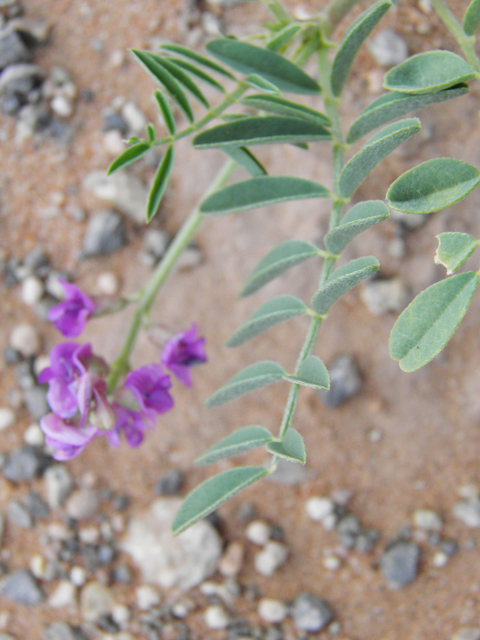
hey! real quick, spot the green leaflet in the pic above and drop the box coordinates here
[160,43,235,79]
[284,355,330,390]
[241,94,331,127]
[146,124,156,142]
[312,256,380,315]
[241,239,320,297]
[389,272,479,372]
[172,466,268,535]
[107,142,151,175]
[245,74,282,94]
[384,51,475,95]
[131,49,194,122]
[387,158,480,214]
[266,23,302,51]
[200,176,329,215]
[206,38,321,94]
[148,54,209,107]
[146,145,174,222]
[331,0,392,96]
[154,90,176,135]
[346,85,469,144]
[324,200,390,254]
[267,428,306,463]
[195,426,273,466]
[193,116,331,149]
[166,57,226,92]
[464,0,480,36]
[205,361,286,408]
[226,295,308,347]
[340,119,420,198]
[434,232,478,275]
[222,147,267,177]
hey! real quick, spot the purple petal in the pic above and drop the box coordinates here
[125,364,174,414]
[161,324,207,386]
[48,281,96,338]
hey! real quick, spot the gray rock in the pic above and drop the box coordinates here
[389,207,427,230]
[0,29,31,70]
[254,541,288,576]
[144,228,171,262]
[2,445,51,482]
[24,491,49,520]
[368,29,408,67]
[0,569,45,605]
[453,499,480,527]
[155,469,184,495]
[0,63,43,98]
[361,278,408,316]
[121,498,222,590]
[81,211,127,258]
[319,355,362,407]
[43,622,90,640]
[45,464,74,509]
[8,498,34,528]
[23,385,49,419]
[83,171,148,224]
[355,528,380,554]
[80,581,114,623]
[380,541,420,588]
[292,593,334,632]
[8,17,51,46]
[267,458,312,484]
[15,102,51,140]
[66,489,99,520]
[337,514,361,549]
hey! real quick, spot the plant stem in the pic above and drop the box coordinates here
[106,159,237,393]
[430,0,480,72]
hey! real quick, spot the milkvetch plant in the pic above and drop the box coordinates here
[39,0,480,533]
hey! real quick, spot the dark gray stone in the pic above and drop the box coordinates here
[0,29,31,70]
[2,445,51,482]
[319,355,362,407]
[440,539,458,556]
[24,491,49,520]
[292,593,334,632]
[380,541,420,588]
[1,93,22,115]
[0,569,45,605]
[23,246,49,275]
[103,112,128,135]
[155,469,184,496]
[23,385,49,419]
[264,628,284,640]
[97,544,116,565]
[43,622,90,640]
[81,211,127,258]
[0,63,43,98]
[8,498,34,528]
[355,528,380,554]
[112,494,130,511]
[337,514,361,549]
[3,346,21,365]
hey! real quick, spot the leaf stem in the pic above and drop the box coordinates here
[106,159,237,393]
[430,0,480,72]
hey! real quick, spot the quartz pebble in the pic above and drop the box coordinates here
[368,29,408,67]
[45,465,74,509]
[453,499,480,528]
[305,496,334,522]
[96,271,119,296]
[257,597,287,623]
[136,584,160,610]
[254,541,288,576]
[432,551,449,568]
[10,323,41,357]
[48,580,76,607]
[0,408,14,431]
[219,540,244,577]
[412,509,443,531]
[80,581,114,623]
[245,520,270,546]
[66,489,99,520]
[204,604,230,630]
[70,566,87,587]
[21,276,44,305]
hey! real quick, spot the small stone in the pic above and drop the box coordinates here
[323,554,341,570]
[204,604,230,630]
[8,499,33,528]
[453,499,480,527]
[432,551,449,568]
[267,457,311,484]
[2,445,51,482]
[9,323,41,357]
[245,520,270,546]
[337,515,361,549]
[43,622,90,640]
[96,272,119,296]
[121,101,146,134]
[0,569,45,605]
[70,566,87,587]
[24,491,49,520]
[292,593,334,632]
[80,581,114,623]
[219,541,244,577]
[254,541,288,576]
[66,489,99,520]
[258,598,287,623]
[155,469,184,496]
[452,629,480,640]
[0,408,14,431]
[45,465,74,509]
[440,539,458,556]
[319,355,361,408]
[45,271,70,299]
[112,564,131,584]
[83,171,149,224]
[49,580,76,607]
[412,509,443,531]
[389,207,426,230]
[305,497,334,522]
[8,16,50,45]
[30,555,46,579]
[0,30,31,70]
[112,603,130,627]
[81,211,127,258]
[144,229,171,262]
[355,529,380,554]
[23,385,49,419]
[103,129,125,155]
[21,276,44,305]
[136,584,160,610]
[201,12,222,36]
[368,29,408,67]
[380,541,420,588]
[0,62,43,97]
[176,244,203,271]
[361,278,408,316]
[23,422,44,446]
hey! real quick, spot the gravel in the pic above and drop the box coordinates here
[23,385,49,419]
[204,604,230,630]
[367,29,408,67]
[257,597,287,623]
[254,541,288,576]
[44,464,74,509]
[24,490,49,519]
[2,444,51,482]
[360,278,408,316]
[319,355,362,407]
[292,593,334,632]
[136,584,160,610]
[0,29,32,70]
[0,407,15,431]
[83,170,149,224]
[453,499,480,527]
[8,498,34,528]
[80,581,115,623]
[43,622,90,640]
[245,520,270,546]
[412,508,443,531]
[155,469,184,495]
[9,322,41,357]
[0,568,45,605]
[305,496,335,522]
[81,210,127,258]
[380,541,420,588]
[48,580,76,607]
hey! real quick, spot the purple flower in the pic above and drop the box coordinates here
[161,323,206,386]
[124,364,174,416]
[48,279,95,338]
[77,372,115,430]
[40,413,98,461]
[106,405,150,448]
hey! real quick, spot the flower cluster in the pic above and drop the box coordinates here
[39,281,206,460]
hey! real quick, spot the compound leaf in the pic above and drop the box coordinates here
[387,158,480,213]
[464,0,480,35]
[205,361,286,407]
[166,56,226,92]
[107,142,151,175]
[195,426,273,466]
[160,43,235,79]
[146,145,174,222]
[284,355,330,390]
[267,428,306,463]
[332,0,392,96]
[389,272,479,372]
[172,466,268,534]
[325,200,390,254]
[245,74,282,93]
[434,232,478,274]
[223,146,267,177]
[148,54,209,107]
[266,23,302,51]
[241,94,331,126]
[312,256,380,314]
[384,51,475,94]
[154,90,176,135]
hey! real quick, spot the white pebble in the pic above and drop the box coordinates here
[110,49,125,67]
[245,520,270,546]
[458,484,479,500]
[418,0,432,13]
[293,5,312,20]
[112,604,131,626]
[305,497,334,522]
[254,541,288,577]
[323,555,342,571]
[78,527,100,545]
[34,355,50,377]
[204,604,230,630]
[432,551,449,568]
[70,566,87,587]
[23,423,45,446]
[96,272,119,296]
[51,95,73,118]
[412,509,443,532]
[30,554,46,578]
[136,585,160,611]
[322,513,338,531]
[121,102,147,135]
[257,598,287,623]
[10,323,41,357]
[21,276,44,306]
[103,130,125,156]
[49,580,76,607]
[0,408,15,432]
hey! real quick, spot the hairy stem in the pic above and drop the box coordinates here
[430,0,480,72]
[107,159,237,393]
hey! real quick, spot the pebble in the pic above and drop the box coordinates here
[0,62,43,97]
[103,129,125,155]
[254,541,288,576]
[24,491,49,519]
[380,541,420,588]
[66,489,99,520]
[136,585,160,610]
[292,593,334,632]
[0,408,14,431]
[0,30,31,70]
[319,355,361,408]
[45,465,74,509]
[8,498,33,528]
[367,29,408,67]
[121,498,222,590]
[432,551,449,568]
[2,445,51,482]
[21,276,44,305]
[81,210,127,258]
[112,564,132,584]
[245,520,270,546]
[452,629,480,640]
[23,385,49,419]
[44,623,90,640]
[8,16,51,45]
[9,323,41,357]
[96,272,119,296]
[323,554,342,570]
[453,499,480,527]
[51,95,73,118]
[257,598,287,623]
[155,469,184,496]
[204,604,230,630]
[305,496,334,522]
[176,244,203,271]
[219,540,244,577]
[112,603,130,627]
[412,509,443,531]
[121,101,146,134]
[83,170,149,224]
[80,581,114,623]
[267,457,311,484]
[389,207,426,229]
[360,278,408,315]
[48,580,76,607]
[70,566,87,587]
[144,229,171,262]
[0,569,45,605]
[337,514,361,549]
[45,271,69,299]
